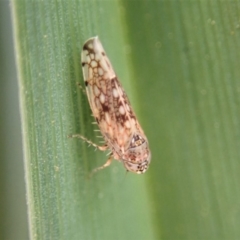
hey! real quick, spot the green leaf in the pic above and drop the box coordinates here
[11,0,240,239]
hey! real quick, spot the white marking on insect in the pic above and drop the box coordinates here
[99,93,105,104]
[70,36,151,175]
[88,43,93,49]
[91,60,97,68]
[112,88,118,98]
[125,120,131,129]
[119,105,125,115]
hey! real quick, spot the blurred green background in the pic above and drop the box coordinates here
[0,1,28,240]
[1,0,240,240]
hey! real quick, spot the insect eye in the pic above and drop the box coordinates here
[130,134,145,148]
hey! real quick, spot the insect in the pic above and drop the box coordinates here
[70,36,151,175]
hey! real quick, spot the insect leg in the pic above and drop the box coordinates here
[68,134,108,151]
[89,153,114,177]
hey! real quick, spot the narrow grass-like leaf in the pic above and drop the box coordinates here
[12,0,240,240]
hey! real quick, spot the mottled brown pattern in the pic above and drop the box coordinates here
[81,37,151,174]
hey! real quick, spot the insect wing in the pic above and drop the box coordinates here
[82,38,135,148]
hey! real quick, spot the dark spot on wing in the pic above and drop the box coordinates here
[102,104,109,112]
[83,44,94,54]
[83,44,88,50]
